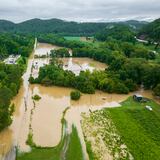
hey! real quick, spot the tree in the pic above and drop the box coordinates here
[70,91,81,100]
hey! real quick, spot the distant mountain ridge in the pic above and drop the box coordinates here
[0,18,149,35]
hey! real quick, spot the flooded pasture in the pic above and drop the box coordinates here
[0,42,159,159]
[34,43,60,56]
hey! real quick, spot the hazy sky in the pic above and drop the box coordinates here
[0,0,159,22]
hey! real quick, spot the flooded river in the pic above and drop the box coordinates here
[0,42,159,160]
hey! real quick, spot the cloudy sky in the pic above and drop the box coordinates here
[0,0,159,22]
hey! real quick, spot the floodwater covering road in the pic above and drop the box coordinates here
[0,42,159,160]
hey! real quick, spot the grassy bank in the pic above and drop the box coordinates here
[82,97,160,160]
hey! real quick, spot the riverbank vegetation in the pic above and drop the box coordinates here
[29,62,130,94]
[82,97,160,160]
[51,48,70,57]
[0,63,23,131]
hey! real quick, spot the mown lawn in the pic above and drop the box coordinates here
[17,124,84,160]
[108,97,160,160]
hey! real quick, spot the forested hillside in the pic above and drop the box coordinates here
[138,18,160,46]
[95,24,136,42]
[0,18,147,36]
[0,20,15,32]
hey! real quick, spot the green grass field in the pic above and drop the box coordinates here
[65,126,84,160]
[82,97,160,160]
[108,97,160,160]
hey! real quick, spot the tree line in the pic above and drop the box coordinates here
[0,34,34,131]
[0,63,23,131]
[0,33,34,60]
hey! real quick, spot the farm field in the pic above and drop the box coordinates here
[82,97,160,160]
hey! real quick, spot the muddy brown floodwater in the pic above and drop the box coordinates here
[0,42,159,160]
[34,43,61,56]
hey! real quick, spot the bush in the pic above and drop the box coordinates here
[26,132,36,147]
[70,91,81,100]
[32,94,41,101]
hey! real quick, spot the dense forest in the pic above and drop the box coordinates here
[0,18,147,36]
[0,33,34,60]
[95,24,136,42]
[0,34,34,131]
[138,18,160,41]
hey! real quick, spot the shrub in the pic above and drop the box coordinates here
[26,132,36,147]
[32,94,41,101]
[70,91,81,100]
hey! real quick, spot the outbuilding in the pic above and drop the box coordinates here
[133,94,149,102]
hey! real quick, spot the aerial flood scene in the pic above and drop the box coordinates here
[0,0,160,160]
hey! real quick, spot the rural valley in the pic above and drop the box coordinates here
[0,6,160,160]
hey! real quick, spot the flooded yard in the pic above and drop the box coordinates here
[61,57,107,75]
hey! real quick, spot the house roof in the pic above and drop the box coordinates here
[134,94,143,98]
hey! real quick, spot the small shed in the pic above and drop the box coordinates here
[133,94,143,102]
[133,94,149,102]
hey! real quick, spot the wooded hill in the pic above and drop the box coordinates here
[0,18,147,36]
[138,18,160,42]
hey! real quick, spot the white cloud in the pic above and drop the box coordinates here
[0,0,159,22]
